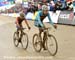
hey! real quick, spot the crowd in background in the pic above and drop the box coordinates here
[0,0,74,14]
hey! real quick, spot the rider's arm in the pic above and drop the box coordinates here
[48,13,57,29]
[24,18,30,29]
[47,13,54,25]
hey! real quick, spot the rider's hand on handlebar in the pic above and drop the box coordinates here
[28,26,31,30]
[54,24,57,29]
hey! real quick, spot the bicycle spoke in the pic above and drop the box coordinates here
[47,35,58,56]
[13,32,19,47]
[33,34,42,52]
[21,33,28,50]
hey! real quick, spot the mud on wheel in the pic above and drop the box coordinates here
[33,34,42,52]
[13,32,19,47]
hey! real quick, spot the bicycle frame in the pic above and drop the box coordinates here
[43,28,51,36]
[38,27,51,45]
[17,28,26,34]
[41,27,51,37]
[17,28,26,41]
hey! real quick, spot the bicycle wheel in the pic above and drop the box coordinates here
[33,34,42,52]
[13,32,19,47]
[46,34,58,56]
[21,33,28,50]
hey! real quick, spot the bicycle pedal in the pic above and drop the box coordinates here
[18,39,21,43]
[43,48,47,50]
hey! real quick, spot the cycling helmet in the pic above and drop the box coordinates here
[42,5,48,11]
[20,12,25,18]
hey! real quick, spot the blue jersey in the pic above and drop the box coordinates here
[34,11,54,27]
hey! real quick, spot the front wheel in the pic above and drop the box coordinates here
[13,32,19,47]
[46,34,58,56]
[21,33,28,50]
[33,34,42,52]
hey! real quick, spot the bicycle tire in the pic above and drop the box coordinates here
[21,33,28,50]
[33,34,42,52]
[13,32,19,47]
[46,34,58,56]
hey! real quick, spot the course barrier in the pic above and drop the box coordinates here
[58,11,75,25]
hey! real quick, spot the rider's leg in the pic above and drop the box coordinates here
[16,25,19,34]
[19,25,23,37]
[43,32,47,50]
[16,27,20,39]
[17,29,19,34]
[38,28,42,40]
[18,25,23,42]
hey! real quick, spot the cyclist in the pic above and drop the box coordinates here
[34,5,57,50]
[15,10,31,32]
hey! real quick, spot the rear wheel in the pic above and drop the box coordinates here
[33,34,42,52]
[46,34,58,56]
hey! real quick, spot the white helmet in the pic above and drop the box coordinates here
[42,5,48,11]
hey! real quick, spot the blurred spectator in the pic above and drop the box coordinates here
[50,0,56,12]
[31,3,38,13]
[38,2,42,10]
[47,3,50,10]
[66,1,73,10]
[61,1,67,10]
[1,1,74,14]
[55,0,62,10]
[27,2,38,13]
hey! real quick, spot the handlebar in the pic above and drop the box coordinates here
[39,27,51,30]
[19,28,26,30]
[44,27,51,30]
[39,27,56,32]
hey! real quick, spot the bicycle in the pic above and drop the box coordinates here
[13,28,28,50]
[32,27,58,56]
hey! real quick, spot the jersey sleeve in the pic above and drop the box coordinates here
[48,13,54,25]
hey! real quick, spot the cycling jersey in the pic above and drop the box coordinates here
[34,11,54,27]
[16,17,25,25]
